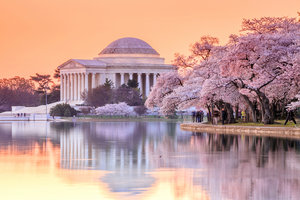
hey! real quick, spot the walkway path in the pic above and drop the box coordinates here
[181,123,300,139]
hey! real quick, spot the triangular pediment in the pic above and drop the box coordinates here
[58,59,107,69]
[58,59,85,69]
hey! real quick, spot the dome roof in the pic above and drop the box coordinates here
[99,37,159,55]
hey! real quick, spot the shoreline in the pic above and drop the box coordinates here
[0,116,184,123]
[68,116,183,122]
[180,123,300,139]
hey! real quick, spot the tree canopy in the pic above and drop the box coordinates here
[146,15,300,124]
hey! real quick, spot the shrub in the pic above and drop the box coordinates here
[50,103,77,117]
[134,105,147,115]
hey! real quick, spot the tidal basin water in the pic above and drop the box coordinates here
[0,121,299,200]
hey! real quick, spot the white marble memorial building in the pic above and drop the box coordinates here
[59,37,174,103]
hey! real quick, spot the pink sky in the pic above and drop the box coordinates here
[0,0,298,78]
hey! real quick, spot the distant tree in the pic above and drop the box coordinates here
[50,103,77,117]
[30,73,54,104]
[103,78,113,88]
[84,85,113,107]
[53,67,60,80]
[0,76,39,111]
[30,73,53,94]
[84,78,143,107]
[114,85,143,106]
[40,84,60,104]
[127,79,138,88]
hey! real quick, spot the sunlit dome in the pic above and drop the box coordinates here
[99,37,159,55]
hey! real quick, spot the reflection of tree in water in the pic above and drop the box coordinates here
[0,122,58,152]
[0,124,12,148]
[166,122,177,137]
[193,132,300,167]
[206,133,239,152]
[50,122,75,134]
[1,121,300,199]
[245,136,300,167]
[190,133,300,200]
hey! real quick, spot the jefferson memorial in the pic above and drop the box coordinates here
[59,37,174,103]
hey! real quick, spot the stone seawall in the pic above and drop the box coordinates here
[180,123,300,139]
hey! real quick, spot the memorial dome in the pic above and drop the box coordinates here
[99,37,159,55]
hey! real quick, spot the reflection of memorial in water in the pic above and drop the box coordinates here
[58,121,187,194]
[58,122,183,170]
[59,122,148,171]
[1,121,300,199]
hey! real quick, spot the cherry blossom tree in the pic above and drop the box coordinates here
[147,15,300,125]
[220,17,300,124]
[146,36,221,115]
[145,71,184,114]
[95,102,135,116]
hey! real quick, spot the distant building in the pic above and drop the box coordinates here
[58,37,174,103]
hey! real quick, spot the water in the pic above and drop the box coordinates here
[0,121,299,200]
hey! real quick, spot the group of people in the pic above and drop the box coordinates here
[192,110,204,123]
[15,113,27,117]
[191,107,298,125]
[212,108,228,125]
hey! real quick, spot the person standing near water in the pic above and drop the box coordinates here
[241,110,246,122]
[221,108,227,125]
[200,110,204,122]
[284,110,297,125]
[213,110,219,125]
[192,111,196,123]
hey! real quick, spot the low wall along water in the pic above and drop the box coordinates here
[180,123,300,139]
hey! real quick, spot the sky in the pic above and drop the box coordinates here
[0,0,299,79]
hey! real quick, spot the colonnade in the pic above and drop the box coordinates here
[60,72,159,102]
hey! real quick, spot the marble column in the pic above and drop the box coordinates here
[120,73,125,85]
[153,73,157,86]
[145,73,150,97]
[70,73,74,101]
[78,73,80,100]
[81,73,84,99]
[78,74,81,99]
[137,73,142,95]
[60,74,63,101]
[74,73,78,100]
[129,73,133,80]
[85,73,89,92]
[111,73,116,87]
[92,73,96,89]
[101,73,106,85]
[66,74,69,101]
[63,74,67,101]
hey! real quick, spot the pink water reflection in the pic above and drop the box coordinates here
[0,121,299,200]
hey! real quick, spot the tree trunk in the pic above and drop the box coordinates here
[225,103,235,123]
[256,91,274,124]
[241,94,257,122]
[206,104,212,123]
[211,103,214,125]
[235,104,239,121]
